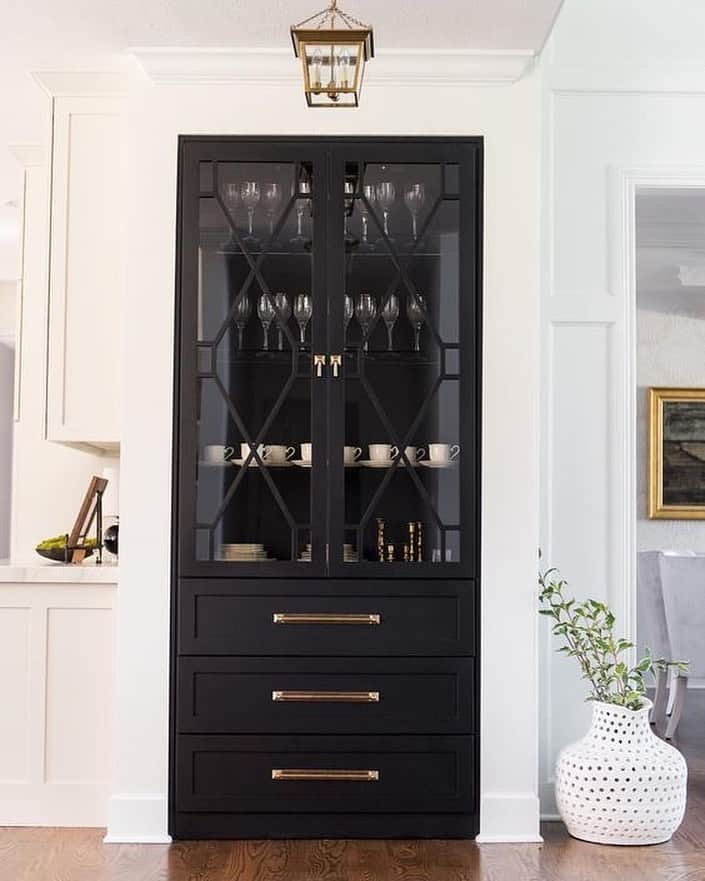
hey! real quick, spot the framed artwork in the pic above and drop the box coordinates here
[649,387,705,519]
[68,474,108,562]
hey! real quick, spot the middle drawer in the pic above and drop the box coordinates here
[177,657,476,735]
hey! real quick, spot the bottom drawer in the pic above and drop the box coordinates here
[176,734,476,815]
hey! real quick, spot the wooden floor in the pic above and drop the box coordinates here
[1,694,704,881]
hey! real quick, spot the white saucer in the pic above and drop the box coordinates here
[292,459,312,468]
[419,460,457,469]
[358,459,398,468]
[343,460,362,468]
[231,457,293,468]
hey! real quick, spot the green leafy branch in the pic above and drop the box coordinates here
[539,569,688,711]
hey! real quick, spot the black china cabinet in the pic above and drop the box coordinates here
[171,136,482,839]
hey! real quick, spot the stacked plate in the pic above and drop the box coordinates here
[297,543,358,562]
[217,543,271,562]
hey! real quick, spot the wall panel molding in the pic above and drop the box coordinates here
[0,584,115,826]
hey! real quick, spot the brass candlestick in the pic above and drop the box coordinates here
[416,521,423,562]
[408,521,415,562]
[376,518,385,562]
[403,543,409,562]
[386,543,395,563]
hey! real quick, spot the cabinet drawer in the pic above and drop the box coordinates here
[177,657,475,734]
[178,579,476,656]
[175,734,476,815]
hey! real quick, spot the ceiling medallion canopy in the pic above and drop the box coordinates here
[290,0,375,107]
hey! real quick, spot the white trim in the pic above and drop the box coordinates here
[33,72,130,98]
[478,793,543,842]
[131,47,535,87]
[105,793,169,843]
[8,146,46,168]
[607,165,705,657]
[548,65,705,95]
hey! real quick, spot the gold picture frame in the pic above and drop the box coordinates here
[649,387,705,519]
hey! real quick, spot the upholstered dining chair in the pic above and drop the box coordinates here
[658,553,705,739]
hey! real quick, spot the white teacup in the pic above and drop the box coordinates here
[263,444,296,463]
[240,442,267,462]
[403,446,426,465]
[344,445,363,464]
[369,443,399,463]
[204,444,235,463]
[428,443,460,464]
[300,442,312,462]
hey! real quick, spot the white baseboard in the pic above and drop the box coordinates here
[104,793,170,844]
[476,793,542,843]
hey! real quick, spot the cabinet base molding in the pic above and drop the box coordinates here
[171,812,478,840]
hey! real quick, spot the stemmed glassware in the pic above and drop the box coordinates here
[344,181,356,248]
[257,293,275,350]
[355,292,377,352]
[240,181,261,246]
[376,182,396,243]
[293,293,313,345]
[381,293,400,351]
[262,182,283,241]
[403,183,425,244]
[221,182,241,252]
[406,293,427,353]
[290,181,311,247]
[359,184,375,250]
[233,293,252,349]
[274,291,291,351]
[344,294,354,345]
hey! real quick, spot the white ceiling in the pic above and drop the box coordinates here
[0,0,564,279]
[2,0,564,60]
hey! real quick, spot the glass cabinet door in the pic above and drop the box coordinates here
[178,142,327,575]
[327,143,481,577]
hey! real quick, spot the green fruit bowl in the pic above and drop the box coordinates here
[36,535,97,563]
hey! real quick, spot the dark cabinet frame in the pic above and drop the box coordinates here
[171,135,483,840]
[174,136,482,580]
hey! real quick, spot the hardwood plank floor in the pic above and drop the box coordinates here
[1,694,703,881]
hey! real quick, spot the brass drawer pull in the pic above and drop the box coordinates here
[272,769,380,782]
[272,612,381,625]
[272,690,380,703]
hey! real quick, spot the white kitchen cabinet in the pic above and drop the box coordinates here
[46,95,124,449]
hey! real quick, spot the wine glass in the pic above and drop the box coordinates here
[376,182,396,243]
[240,181,260,245]
[293,293,313,345]
[381,293,400,352]
[359,184,375,250]
[290,180,311,246]
[355,292,377,352]
[406,293,426,353]
[233,293,252,349]
[222,182,240,251]
[344,294,354,345]
[344,181,358,248]
[262,182,283,240]
[403,183,425,243]
[257,293,275,351]
[274,291,291,351]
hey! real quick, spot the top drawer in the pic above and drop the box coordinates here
[178,579,476,656]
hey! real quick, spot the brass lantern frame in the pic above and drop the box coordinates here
[291,1,374,108]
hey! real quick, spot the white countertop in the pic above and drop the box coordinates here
[0,559,119,584]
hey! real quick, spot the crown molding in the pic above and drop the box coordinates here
[131,47,535,87]
[32,71,130,98]
[8,145,46,168]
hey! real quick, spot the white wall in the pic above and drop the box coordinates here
[0,281,15,558]
[109,71,542,842]
[540,0,705,817]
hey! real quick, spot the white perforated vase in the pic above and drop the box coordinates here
[555,699,687,845]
